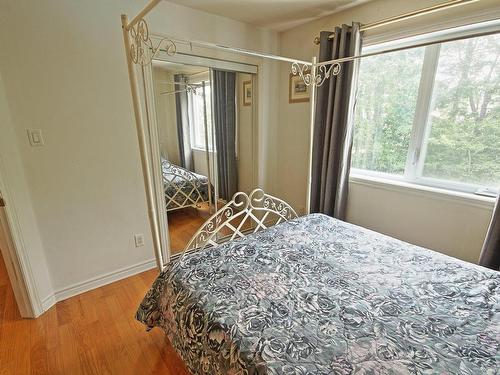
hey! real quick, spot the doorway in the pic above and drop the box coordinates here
[0,195,33,318]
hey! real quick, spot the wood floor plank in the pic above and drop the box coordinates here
[29,319,49,375]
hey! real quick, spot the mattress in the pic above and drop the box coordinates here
[162,160,210,210]
[136,213,499,374]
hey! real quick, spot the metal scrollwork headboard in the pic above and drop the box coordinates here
[181,189,298,258]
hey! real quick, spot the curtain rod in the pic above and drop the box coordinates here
[315,23,499,67]
[313,0,479,44]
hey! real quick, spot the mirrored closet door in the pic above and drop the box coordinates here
[150,58,257,256]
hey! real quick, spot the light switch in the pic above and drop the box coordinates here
[27,129,44,146]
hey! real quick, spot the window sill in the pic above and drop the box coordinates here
[349,173,496,210]
[191,147,216,153]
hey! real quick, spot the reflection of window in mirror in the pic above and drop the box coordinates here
[189,81,213,151]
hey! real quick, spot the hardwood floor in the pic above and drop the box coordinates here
[167,204,212,254]
[167,202,253,254]
[0,251,189,375]
[0,203,239,374]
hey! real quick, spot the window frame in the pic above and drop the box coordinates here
[352,20,500,198]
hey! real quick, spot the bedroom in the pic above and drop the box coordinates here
[0,0,498,373]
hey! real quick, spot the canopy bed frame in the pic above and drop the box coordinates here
[123,2,498,375]
[121,0,482,270]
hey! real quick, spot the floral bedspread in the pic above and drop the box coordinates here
[136,214,499,374]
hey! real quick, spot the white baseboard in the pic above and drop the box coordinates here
[41,258,157,312]
[40,294,57,314]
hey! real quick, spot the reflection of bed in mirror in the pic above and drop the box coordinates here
[161,158,211,212]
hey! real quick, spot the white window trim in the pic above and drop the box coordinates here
[354,20,500,198]
[363,14,500,48]
[191,146,216,154]
[349,173,496,210]
[189,81,214,152]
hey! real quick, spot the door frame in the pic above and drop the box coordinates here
[0,160,37,318]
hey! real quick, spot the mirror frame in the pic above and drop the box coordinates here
[144,49,259,262]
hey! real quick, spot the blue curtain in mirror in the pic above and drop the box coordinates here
[213,70,238,201]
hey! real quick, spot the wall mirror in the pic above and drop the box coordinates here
[149,55,257,257]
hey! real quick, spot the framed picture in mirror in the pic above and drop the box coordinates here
[243,80,252,106]
[289,72,310,103]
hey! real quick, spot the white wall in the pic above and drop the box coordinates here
[347,180,493,264]
[236,72,255,194]
[0,73,53,314]
[0,0,279,310]
[277,0,500,263]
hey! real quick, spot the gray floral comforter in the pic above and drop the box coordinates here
[136,214,499,374]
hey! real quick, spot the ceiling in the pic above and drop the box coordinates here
[166,0,371,31]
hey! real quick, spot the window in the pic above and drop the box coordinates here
[190,81,213,150]
[352,25,500,196]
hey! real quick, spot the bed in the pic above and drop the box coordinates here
[162,158,212,212]
[136,211,499,374]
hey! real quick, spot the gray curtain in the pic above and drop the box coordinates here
[213,70,238,201]
[174,74,193,170]
[479,195,500,271]
[310,24,362,219]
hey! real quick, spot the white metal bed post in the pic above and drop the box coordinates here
[201,81,214,213]
[121,12,164,271]
[305,56,317,215]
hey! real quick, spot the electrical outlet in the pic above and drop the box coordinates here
[134,233,145,247]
